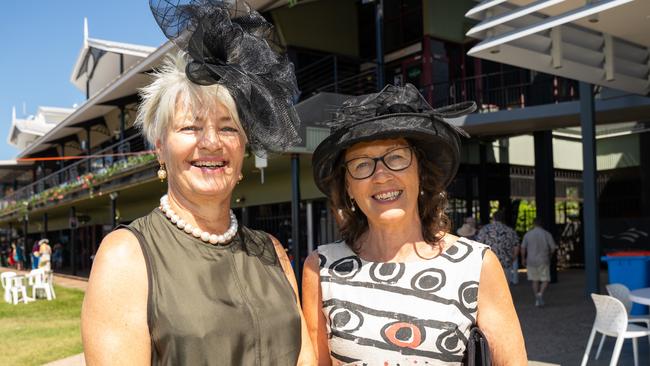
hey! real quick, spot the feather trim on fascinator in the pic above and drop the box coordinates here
[149,0,301,156]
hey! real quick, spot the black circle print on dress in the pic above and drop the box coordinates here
[410,268,446,293]
[328,305,364,333]
[435,328,465,355]
[440,240,473,263]
[380,321,426,349]
[457,281,479,312]
[369,262,405,284]
[318,254,327,268]
[328,256,362,279]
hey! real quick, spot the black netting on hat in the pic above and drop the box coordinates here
[326,84,475,137]
[150,0,301,156]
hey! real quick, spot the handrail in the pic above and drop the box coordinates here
[1,134,155,212]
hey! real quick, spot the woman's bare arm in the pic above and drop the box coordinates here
[81,229,151,365]
[270,237,317,366]
[477,250,527,365]
[302,251,332,366]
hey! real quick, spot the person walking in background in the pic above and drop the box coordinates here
[0,241,8,267]
[8,242,16,268]
[456,216,478,240]
[31,240,41,270]
[13,241,24,271]
[38,239,52,271]
[521,218,557,307]
[52,243,63,270]
[476,210,520,283]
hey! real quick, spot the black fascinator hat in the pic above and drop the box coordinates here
[149,0,301,156]
[312,84,475,197]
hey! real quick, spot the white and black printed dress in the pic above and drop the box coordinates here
[318,238,490,366]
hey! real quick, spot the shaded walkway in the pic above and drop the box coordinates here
[514,268,647,365]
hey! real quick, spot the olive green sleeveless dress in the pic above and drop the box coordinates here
[122,209,301,365]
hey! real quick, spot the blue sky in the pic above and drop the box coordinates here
[0,0,166,160]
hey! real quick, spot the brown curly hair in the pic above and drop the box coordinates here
[323,139,451,253]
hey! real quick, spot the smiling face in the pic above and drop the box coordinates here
[157,96,246,203]
[344,138,420,226]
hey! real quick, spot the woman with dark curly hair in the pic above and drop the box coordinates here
[302,84,526,365]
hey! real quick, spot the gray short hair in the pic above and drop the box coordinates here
[135,51,245,146]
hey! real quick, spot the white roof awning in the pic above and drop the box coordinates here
[465,0,650,96]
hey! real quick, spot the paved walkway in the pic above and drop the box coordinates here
[3,267,647,365]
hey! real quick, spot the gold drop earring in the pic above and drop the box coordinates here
[158,163,167,181]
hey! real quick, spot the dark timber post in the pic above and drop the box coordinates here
[291,154,302,290]
[70,207,78,276]
[42,213,48,238]
[23,214,29,269]
[580,82,600,296]
[465,169,474,218]
[119,106,126,142]
[534,130,557,282]
[375,0,385,89]
[479,143,490,225]
[110,192,118,228]
[85,126,92,173]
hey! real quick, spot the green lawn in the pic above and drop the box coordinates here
[0,286,84,366]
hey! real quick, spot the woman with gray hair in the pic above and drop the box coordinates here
[81,1,314,365]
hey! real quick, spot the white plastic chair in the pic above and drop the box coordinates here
[581,293,650,366]
[595,284,650,359]
[46,271,56,299]
[28,269,53,300]
[1,272,16,303]
[9,276,29,304]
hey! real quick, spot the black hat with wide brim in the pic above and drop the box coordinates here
[312,84,475,197]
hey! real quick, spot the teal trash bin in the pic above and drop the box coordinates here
[601,251,650,315]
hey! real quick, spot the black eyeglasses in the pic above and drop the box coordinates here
[344,146,413,180]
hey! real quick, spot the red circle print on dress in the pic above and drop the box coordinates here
[381,321,425,349]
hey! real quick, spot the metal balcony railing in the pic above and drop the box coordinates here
[0,134,156,216]
[293,53,579,112]
[423,70,579,111]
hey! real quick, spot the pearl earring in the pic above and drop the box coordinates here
[420,190,424,196]
[350,197,356,212]
[157,163,167,181]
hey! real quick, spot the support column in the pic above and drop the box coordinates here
[110,192,118,228]
[241,207,249,227]
[23,214,29,269]
[479,143,490,225]
[85,126,92,173]
[42,213,48,238]
[465,170,474,218]
[291,154,302,289]
[70,206,77,276]
[534,130,557,282]
[58,143,66,182]
[374,0,385,89]
[119,106,126,142]
[306,201,314,254]
[580,82,600,296]
[640,126,650,216]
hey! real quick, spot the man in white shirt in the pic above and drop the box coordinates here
[521,218,557,307]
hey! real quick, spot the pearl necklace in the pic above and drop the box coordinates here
[159,195,238,245]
